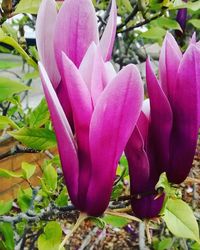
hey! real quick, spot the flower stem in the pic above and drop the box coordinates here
[59,212,88,250]
[105,210,141,222]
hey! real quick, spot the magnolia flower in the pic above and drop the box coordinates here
[126,33,199,218]
[36,0,117,127]
[175,0,187,37]
[39,47,143,215]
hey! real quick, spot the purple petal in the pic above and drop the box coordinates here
[137,109,149,149]
[125,126,150,194]
[168,45,199,183]
[56,80,73,129]
[36,0,60,89]
[61,53,93,210]
[99,0,117,61]
[146,58,173,174]
[131,194,165,219]
[176,8,187,32]
[86,64,143,216]
[159,32,182,104]
[54,0,99,69]
[38,62,79,206]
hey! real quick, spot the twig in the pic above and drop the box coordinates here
[117,5,138,30]
[145,220,152,244]
[78,227,99,250]
[105,210,141,222]
[98,0,112,34]
[139,222,147,250]
[0,204,75,224]
[0,133,12,144]
[118,12,164,33]
[112,206,132,213]
[44,150,54,159]
[0,144,39,160]
[59,212,88,250]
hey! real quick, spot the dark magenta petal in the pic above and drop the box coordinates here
[39,62,79,207]
[146,58,173,173]
[159,32,182,104]
[131,194,165,219]
[125,126,150,194]
[86,64,143,216]
[176,8,187,33]
[56,79,73,129]
[168,45,199,183]
[61,53,93,210]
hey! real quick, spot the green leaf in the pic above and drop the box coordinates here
[21,162,36,179]
[0,168,22,178]
[55,187,68,207]
[49,155,61,167]
[156,172,182,199]
[17,188,33,212]
[163,198,200,243]
[111,182,124,200]
[157,238,173,250]
[172,0,200,11]
[0,116,20,130]
[151,17,182,31]
[28,98,50,128]
[90,217,106,229]
[42,164,57,192]
[0,60,21,69]
[0,222,14,250]
[191,241,200,250]
[188,19,200,29]
[22,70,39,81]
[9,128,57,150]
[16,220,27,237]
[0,77,30,102]
[2,23,18,41]
[38,221,63,250]
[140,27,166,40]
[103,214,129,228]
[122,0,133,12]
[14,0,42,14]
[0,200,12,215]
[0,29,38,69]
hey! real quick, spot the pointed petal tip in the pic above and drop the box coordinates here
[99,0,117,61]
[54,0,99,68]
[190,32,196,44]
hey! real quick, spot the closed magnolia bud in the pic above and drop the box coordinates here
[2,0,12,15]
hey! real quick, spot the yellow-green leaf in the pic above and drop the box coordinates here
[163,198,200,243]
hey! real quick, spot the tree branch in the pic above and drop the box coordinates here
[117,12,164,33]
[117,5,139,30]
[0,144,39,160]
[0,204,76,224]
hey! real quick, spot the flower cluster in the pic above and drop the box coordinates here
[36,0,199,218]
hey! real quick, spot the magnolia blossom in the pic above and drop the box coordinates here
[36,0,117,127]
[37,0,144,216]
[176,0,188,35]
[126,33,199,218]
[39,52,143,216]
